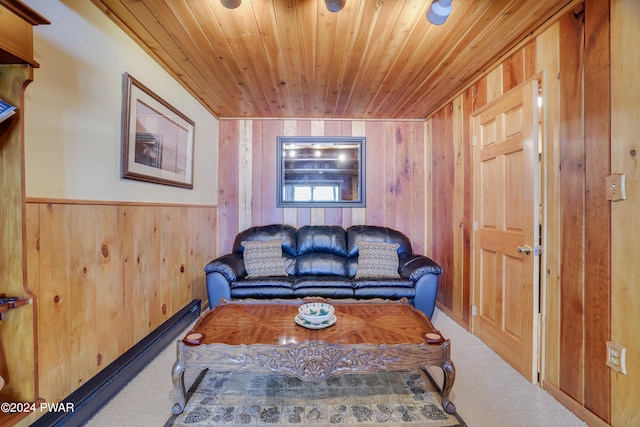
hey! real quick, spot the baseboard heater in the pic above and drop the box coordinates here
[30,299,201,427]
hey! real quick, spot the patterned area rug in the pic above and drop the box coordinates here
[165,369,465,426]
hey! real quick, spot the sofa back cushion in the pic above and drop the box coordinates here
[345,225,412,256]
[296,225,347,256]
[295,225,347,276]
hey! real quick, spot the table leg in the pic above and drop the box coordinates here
[441,359,456,414]
[171,356,187,415]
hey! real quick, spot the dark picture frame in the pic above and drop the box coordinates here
[121,73,195,188]
[277,136,366,208]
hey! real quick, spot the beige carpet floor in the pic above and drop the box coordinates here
[85,308,588,427]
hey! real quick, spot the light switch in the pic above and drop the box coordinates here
[606,173,626,202]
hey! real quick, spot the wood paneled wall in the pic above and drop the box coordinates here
[24,202,215,404]
[429,1,613,424]
[610,1,640,426]
[429,44,538,327]
[216,119,429,257]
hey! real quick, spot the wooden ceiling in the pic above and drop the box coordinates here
[91,0,574,120]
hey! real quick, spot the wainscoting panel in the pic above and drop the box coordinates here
[25,202,216,405]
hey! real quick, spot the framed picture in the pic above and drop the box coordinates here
[121,73,195,188]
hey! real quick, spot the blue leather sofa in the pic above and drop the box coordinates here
[204,224,442,318]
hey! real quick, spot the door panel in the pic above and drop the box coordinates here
[472,79,540,382]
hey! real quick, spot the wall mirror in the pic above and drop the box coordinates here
[277,136,366,207]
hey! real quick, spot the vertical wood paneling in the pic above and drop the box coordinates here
[217,118,428,254]
[558,8,586,402]
[259,120,285,225]
[610,0,640,425]
[537,22,562,387]
[364,121,386,226]
[409,121,426,255]
[238,121,253,231]
[26,202,216,406]
[451,97,465,316]
[37,204,72,403]
[117,206,135,354]
[170,206,190,312]
[433,5,614,421]
[218,121,240,252]
[350,121,367,226]
[583,0,611,420]
[486,66,504,101]
[69,205,98,387]
[132,207,151,342]
[430,106,455,309]
[149,207,171,329]
[250,121,264,225]
[502,49,525,92]
[282,120,299,227]
[95,206,119,367]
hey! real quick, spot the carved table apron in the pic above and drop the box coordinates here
[171,298,456,415]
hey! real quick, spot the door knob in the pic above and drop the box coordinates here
[517,245,532,255]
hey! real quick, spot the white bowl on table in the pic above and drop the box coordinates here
[298,302,335,324]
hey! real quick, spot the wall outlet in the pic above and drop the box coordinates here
[606,341,627,374]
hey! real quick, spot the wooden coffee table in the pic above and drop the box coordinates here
[171,298,456,415]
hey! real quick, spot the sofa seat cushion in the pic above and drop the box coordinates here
[293,276,355,298]
[352,277,414,289]
[230,277,295,299]
[354,284,416,299]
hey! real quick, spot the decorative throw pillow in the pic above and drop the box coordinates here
[355,241,401,279]
[241,239,288,277]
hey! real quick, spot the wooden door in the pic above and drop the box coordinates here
[471,80,540,382]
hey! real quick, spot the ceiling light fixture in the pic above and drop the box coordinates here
[221,0,241,9]
[324,0,346,13]
[427,0,453,25]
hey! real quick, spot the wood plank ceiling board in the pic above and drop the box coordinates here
[91,0,577,120]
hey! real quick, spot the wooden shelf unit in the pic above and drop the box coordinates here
[0,1,49,426]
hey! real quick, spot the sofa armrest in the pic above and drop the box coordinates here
[398,254,443,281]
[204,253,245,282]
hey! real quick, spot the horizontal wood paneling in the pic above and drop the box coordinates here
[216,119,429,257]
[25,202,216,404]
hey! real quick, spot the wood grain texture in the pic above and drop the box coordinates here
[536,22,562,388]
[216,119,428,257]
[558,8,586,402]
[430,105,455,310]
[610,0,640,425]
[583,0,611,421]
[25,202,216,406]
[90,0,575,119]
[0,63,37,406]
